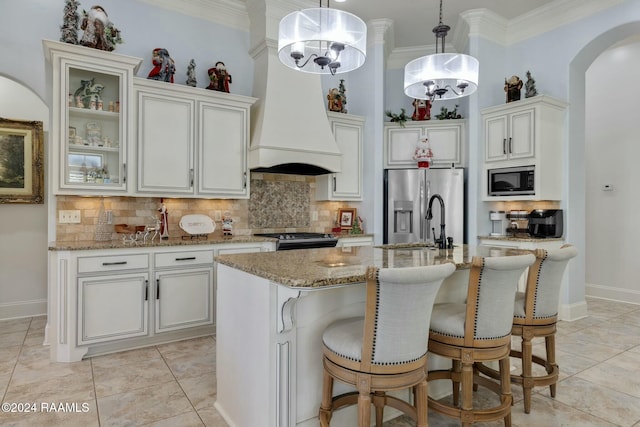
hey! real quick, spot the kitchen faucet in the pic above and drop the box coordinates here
[426,193,451,249]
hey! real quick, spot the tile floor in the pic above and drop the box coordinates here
[1,296,640,426]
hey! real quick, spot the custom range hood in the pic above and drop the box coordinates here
[247,0,342,176]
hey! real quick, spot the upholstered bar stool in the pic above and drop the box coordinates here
[477,244,577,414]
[427,254,535,427]
[319,263,456,427]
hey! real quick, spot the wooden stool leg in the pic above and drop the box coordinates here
[373,391,384,427]
[499,356,512,427]
[319,368,334,426]
[546,334,558,398]
[521,332,533,414]
[358,390,371,427]
[461,361,474,427]
[452,359,462,406]
[415,380,428,427]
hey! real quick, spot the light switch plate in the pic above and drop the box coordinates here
[59,210,81,223]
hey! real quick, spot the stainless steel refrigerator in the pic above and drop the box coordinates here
[384,168,464,245]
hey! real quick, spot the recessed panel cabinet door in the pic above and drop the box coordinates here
[137,91,194,194]
[198,102,248,197]
[508,109,535,160]
[155,267,214,333]
[78,273,149,345]
[485,115,509,162]
[331,120,362,199]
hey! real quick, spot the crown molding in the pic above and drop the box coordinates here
[137,0,627,60]
[459,9,508,47]
[136,0,249,31]
[368,19,394,47]
[507,0,626,44]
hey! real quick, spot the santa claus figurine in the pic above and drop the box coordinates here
[80,5,121,51]
[206,61,232,92]
[412,98,431,121]
[147,48,176,83]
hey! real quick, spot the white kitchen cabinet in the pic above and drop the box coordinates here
[76,252,150,346]
[384,120,465,168]
[481,95,568,201]
[78,272,149,345]
[44,40,142,195]
[134,78,255,198]
[484,109,534,162]
[48,241,273,362]
[316,112,365,201]
[154,249,215,333]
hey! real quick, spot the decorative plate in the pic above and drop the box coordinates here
[179,214,216,235]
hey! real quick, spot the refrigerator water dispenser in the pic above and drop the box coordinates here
[393,201,414,233]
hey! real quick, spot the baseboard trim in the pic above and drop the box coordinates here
[586,283,640,305]
[559,299,588,321]
[0,299,47,321]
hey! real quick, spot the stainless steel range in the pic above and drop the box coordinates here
[254,232,338,251]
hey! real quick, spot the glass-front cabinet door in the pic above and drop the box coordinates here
[44,40,142,194]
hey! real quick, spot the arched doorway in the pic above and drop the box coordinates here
[567,22,640,314]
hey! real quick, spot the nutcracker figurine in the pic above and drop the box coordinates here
[158,200,169,240]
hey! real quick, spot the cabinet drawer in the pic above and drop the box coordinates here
[217,245,266,255]
[78,253,149,274]
[155,250,214,268]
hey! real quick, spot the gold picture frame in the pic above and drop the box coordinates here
[0,117,44,204]
[338,208,356,230]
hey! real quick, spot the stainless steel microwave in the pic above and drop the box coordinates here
[488,165,535,196]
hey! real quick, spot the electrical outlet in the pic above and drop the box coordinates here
[59,210,81,224]
[214,211,222,221]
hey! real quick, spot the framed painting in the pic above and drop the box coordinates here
[0,117,44,204]
[338,208,356,230]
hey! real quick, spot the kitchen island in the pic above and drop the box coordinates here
[214,244,530,427]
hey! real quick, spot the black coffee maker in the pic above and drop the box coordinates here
[528,209,563,238]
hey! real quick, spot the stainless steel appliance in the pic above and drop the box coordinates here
[488,165,535,196]
[384,168,464,245]
[528,209,563,238]
[489,211,509,236]
[254,232,338,250]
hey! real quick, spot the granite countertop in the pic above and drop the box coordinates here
[478,235,564,242]
[48,235,276,251]
[215,244,531,289]
[48,232,374,252]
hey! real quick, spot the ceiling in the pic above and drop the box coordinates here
[327,0,557,48]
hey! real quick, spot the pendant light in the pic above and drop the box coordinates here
[404,0,479,101]
[278,0,367,75]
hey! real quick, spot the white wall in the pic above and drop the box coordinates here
[0,77,49,319]
[585,36,640,303]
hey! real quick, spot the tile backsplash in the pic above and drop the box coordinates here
[55,172,356,242]
[249,173,310,229]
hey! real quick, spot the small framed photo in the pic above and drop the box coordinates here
[338,208,356,230]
